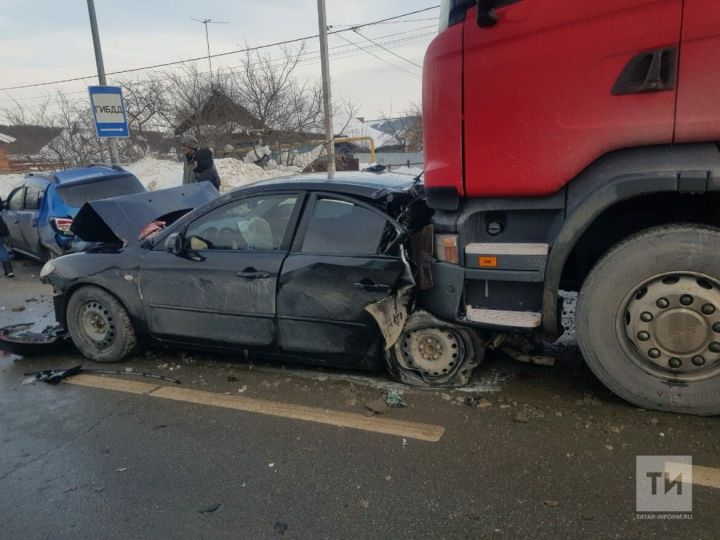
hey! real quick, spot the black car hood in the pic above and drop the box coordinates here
[71,182,219,244]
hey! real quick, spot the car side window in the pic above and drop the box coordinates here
[24,186,43,211]
[185,194,298,251]
[300,197,390,255]
[7,187,25,211]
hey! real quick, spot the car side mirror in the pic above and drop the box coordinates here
[164,232,184,255]
[477,0,499,27]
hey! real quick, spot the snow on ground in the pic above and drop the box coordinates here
[124,157,300,193]
[0,157,301,200]
[0,173,24,200]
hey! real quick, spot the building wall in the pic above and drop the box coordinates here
[0,147,10,172]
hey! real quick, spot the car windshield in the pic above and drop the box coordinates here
[55,174,145,207]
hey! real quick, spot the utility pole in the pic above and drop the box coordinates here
[86,0,119,165]
[192,18,229,79]
[317,0,335,179]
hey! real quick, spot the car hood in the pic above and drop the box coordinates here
[70,182,219,244]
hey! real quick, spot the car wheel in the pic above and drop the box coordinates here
[577,225,720,415]
[66,286,137,363]
[385,310,485,387]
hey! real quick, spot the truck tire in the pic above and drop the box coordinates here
[66,285,137,363]
[577,225,720,415]
[385,310,485,387]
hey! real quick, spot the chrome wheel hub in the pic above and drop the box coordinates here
[624,274,720,380]
[398,327,465,378]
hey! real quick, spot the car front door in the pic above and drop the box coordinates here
[3,186,27,252]
[276,193,406,362]
[139,192,303,348]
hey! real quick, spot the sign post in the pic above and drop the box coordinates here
[88,86,129,140]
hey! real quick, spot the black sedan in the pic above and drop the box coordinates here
[41,173,484,387]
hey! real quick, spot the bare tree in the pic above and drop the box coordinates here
[378,103,423,152]
[229,43,324,136]
[118,74,173,136]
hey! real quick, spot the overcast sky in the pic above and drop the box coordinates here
[0,1,439,122]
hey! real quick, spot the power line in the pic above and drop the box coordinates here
[352,28,423,69]
[0,6,439,92]
[333,33,421,79]
[0,27,436,107]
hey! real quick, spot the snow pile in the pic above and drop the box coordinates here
[126,157,300,193]
[0,173,24,200]
[0,157,301,200]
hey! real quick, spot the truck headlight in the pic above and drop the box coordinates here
[40,261,56,279]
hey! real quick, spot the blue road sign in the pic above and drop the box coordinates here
[88,86,129,138]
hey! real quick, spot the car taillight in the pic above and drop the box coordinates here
[435,234,459,264]
[51,217,74,236]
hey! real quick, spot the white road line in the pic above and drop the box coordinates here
[65,374,445,442]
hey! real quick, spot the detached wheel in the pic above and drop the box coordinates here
[66,286,136,363]
[577,225,720,415]
[386,311,485,387]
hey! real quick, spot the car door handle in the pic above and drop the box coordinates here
[353,279,392,292]
[236,269,271,280]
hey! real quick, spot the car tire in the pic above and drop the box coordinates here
[577,225,720,415]
[66,285,137,363]
[385,310,485,387]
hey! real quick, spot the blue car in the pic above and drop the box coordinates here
[1,165,146,260]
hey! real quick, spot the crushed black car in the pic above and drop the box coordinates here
[39,173,485,387]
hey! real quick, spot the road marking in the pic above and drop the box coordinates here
[65,374,445,442]
[67,373,160,395]
[665,462,720,490]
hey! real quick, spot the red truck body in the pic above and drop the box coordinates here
[424,0,720,198]
[420,0,720,414]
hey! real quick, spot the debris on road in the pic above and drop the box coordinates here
[11,306,26,312]
[23,365,182,385]
[364,398,390,415]
[464,396,492,408]
[384,389,407,408]
[273,521,288,535]
[513,411,530,424]
[198,503,222,514]
[543,500,559,508]
[116,467,127,473]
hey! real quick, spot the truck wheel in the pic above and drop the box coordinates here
[577,225,720,415]
[385,311,485,387]
[66,286,136,363]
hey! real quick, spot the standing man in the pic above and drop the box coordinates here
[180,134,199,185]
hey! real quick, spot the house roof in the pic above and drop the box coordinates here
[0,124,63,156]
[175,89,260,135]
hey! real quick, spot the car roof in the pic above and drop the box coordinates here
[235,171,420,200]
[27,165,136,186]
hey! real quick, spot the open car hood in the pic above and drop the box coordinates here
[70,182,219,244]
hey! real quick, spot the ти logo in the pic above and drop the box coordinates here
[636,456,693,514]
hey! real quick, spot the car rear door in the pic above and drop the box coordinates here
[3,186,28,252]
[139,192,303,348]
[18,181,44,257]
[276,193,406,362]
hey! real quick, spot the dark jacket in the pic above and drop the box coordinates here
[192,148,221,190]
[0,215,9,238]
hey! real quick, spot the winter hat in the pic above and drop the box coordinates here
[181,134,199,149]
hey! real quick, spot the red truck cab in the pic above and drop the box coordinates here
[421,0,720,414]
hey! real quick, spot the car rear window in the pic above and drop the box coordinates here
[55,174,145,207]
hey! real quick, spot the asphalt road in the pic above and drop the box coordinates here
[1,260,720,539]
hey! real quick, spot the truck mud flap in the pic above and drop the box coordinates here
[0,324,72,357]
